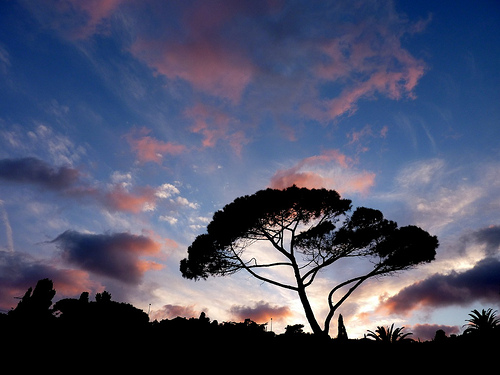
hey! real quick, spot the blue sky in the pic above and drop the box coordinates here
[0,0,499,340]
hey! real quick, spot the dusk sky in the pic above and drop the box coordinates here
[1,0,499,340]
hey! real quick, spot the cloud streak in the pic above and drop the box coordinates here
[0,157,80,190]
[19,0,429,156]
[0,201,14,253]
[382,158,490,233]
[230,300,292,323]
[269,149,375,195]
[125,127,186,164]
[0,156,199,216]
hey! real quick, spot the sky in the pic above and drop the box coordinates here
[0,0,499,340]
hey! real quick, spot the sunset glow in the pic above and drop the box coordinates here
[0,0,499,340]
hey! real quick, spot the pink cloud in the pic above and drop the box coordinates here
[67,0,124,38]
[230,300,292,323]
[310,8,427,121]
[0,250,99,312]
[184,102,250,155]
[132,40,254,103]
[347,125,389,153]
[29,1,427,126]
[150,304,199,321]
[24,0,126,40]
[125,127,186,164]
[269,149,375,195]
[128,0,270,102]
[103,185,156,213]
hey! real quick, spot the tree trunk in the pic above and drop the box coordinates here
[296,284,324,335]
[290,252,324,335]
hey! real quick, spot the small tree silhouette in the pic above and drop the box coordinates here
[9,278,56,321]
[367,324,412,343]
[336,314,348,341]
[463,308,499,337]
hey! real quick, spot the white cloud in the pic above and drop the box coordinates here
[0,200,14,252]
[159,215,178,225]
[396,158,445,189]
[379,158,500,237]
[174,196,199,209]
[111,171,133,187]
[155,183,180,199]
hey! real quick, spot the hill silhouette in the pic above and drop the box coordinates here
[1,279,498,369]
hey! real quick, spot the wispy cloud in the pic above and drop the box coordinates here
[382,158,487,233]
[0,155,199,217]
[125,127,186,164]
[24,0,428,147]
[184,102,250,154]
[20,0,126,40]
[102,185,157,214]
[0,200,14,252]
[128,0,270,103]
[269,149,375,195]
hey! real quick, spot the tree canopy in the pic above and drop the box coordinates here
[180,186,438,336]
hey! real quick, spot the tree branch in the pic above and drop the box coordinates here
[323,266,384,334]
[301,252,345,287]
[231,246,298,291]
[246,261,294,269]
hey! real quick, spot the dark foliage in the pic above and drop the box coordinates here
[1,280,498,368]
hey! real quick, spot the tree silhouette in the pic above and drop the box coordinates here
[337,314,348,341]
[95,290,112,303]
[54,290,149,332]
[463,308,500,338]
[366,324,413,343]
[9,278,56,321]
[180,186,438,336]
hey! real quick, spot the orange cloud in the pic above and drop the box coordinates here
[104,185,156,213]
[125,127,186,164]
[230,300,293,323]
[269,149,375,195]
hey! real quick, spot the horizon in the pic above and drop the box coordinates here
[0,0,499,341]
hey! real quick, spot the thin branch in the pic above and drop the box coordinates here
[246,261,294,269]
[240,260,298,291]
[230,245,298,291]
[301,252,345,287]
[323,266,385,333]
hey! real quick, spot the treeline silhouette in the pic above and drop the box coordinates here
[1,279,498,367]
